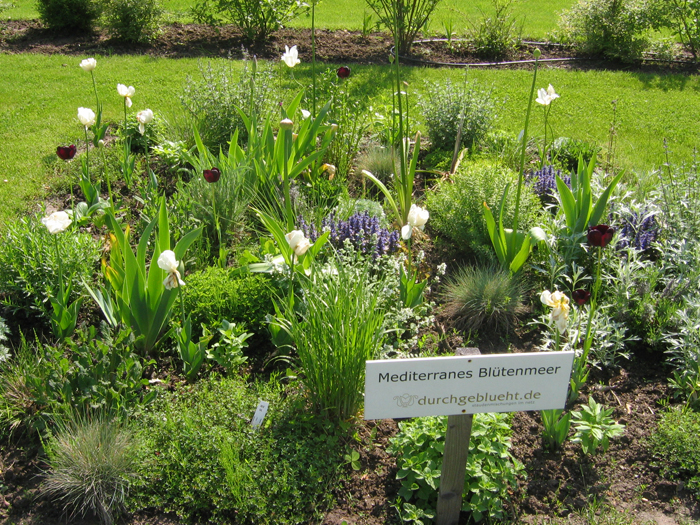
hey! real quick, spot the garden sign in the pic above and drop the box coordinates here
[364,349,574,525]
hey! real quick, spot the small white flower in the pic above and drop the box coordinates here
[285,230,311,258]
[77,107,96,128]
[79,58,96,72]
[541,289,570,333]
[157,250,185,289]
[136,109,154,135]
[536,84,560,106]
[117,84,135,108]
[301,109,311,119]
[281,45,300,68]
[401,204,430,240]
[41,211,72,234]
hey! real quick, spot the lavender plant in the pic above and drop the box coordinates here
[526,164,571,204]
[298,211,400,260]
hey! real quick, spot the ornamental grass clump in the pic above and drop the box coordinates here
[41,415,138,525]
[442,264,528,334]
[274,259,387,420]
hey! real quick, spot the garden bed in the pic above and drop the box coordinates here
[2,11,700,525]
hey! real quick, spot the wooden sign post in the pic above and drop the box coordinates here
[364,348,574,525]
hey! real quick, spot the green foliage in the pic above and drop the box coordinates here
[178,126,259,263]
[355,145,396,188]
[192,0,304,40]
[129,375,342,524]
[668,357,700,410]
[571,397,625,454]
[388,414,524,523]
[0,325,156,437]
[205,319,252,371]
[541,409,572,451]
[468,0,522,60]
[365,0,443,54]
[426,159,541,260]
[102,0,163,43]
[650,407,700,496]
[183,267,275,336]
[551,137,601,173]
[418,79,497,152]
[0,214,100,320]
[0,315,10,364]
[36,0,100,31]
[557,0,655,61]
[442,263,527,334]
[657,0,700,60]
[41,415,138,525]
[273,258,387,420]
[86,199,202,355]
[179,59,276,151]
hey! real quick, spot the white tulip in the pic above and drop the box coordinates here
[136,109,154,135]
[77,107,96,128]
[281,45,300,68]
[402,204,430,240]
[41,211,72,234]
[157,250,185,289]
[79,58,97,72]
[285,230,311,258]
[536,84,560,106]
[117,84,135,108]
[541,290,570,333]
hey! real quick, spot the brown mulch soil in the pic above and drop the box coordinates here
[2,19,700,525]
[2,20,699,74]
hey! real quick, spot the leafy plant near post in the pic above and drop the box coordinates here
[388,414,524,523]
[365,0,443,55]
[571,397,625,454]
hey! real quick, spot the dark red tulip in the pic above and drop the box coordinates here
[203,167,220,183]
[587,224,615,248]
[56,144,77,160]
[337,66,351,79]
[572,289,591,306]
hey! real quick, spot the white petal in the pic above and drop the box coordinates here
[401,224,412,240]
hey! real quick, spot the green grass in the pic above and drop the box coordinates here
[3,0,575,40]
[1,53,699,228]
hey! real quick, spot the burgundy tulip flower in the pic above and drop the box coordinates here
[572,289,591,306]
[587,224,615,248]
[337,66,351,79]
[56,145,77,161]
[203,167,220,183]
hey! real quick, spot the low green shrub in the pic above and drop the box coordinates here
[365,0,443,55]
[551,137,601,173]
[0,325,155,436]
[42,415,138,525]
[37,0,101,31]
[467,0,522,60]
[129,374,342,524]
[182,267,275,337]
[102,0,163,43]
[192,0,304,41]
[418,80,497,151]
[557,0,657,61]
[425,159,541,260]
[388,413,524,523]
[0,214,100,320]
[179,59,276,151]
[442,263,528,334]
[650,407,700,495]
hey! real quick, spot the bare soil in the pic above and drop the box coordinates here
[1,19,699,525]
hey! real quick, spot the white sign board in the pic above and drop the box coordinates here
[364,351,574,420]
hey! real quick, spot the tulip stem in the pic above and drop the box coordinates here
[512,54,540,258]
[90,71,99,111]
[311,0,317,118]
[283,127,293,231]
